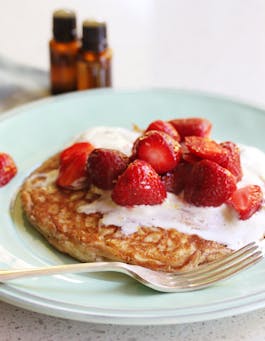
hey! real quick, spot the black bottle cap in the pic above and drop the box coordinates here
[53,9,76,42]
[82,20,108,52]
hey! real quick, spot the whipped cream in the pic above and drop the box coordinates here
[76,126,140,156]
[74,127,265,250]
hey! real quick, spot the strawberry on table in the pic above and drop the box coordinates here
[132,131,182,174]
[112,160,167,206]
[0,153,17,187]
[184,159,237,207]
[169,117,212,141]
[145,120,181,141]
[57,142,94,190]
[87,148,129,190]
[227,185,263,220]
[184,136,228,165]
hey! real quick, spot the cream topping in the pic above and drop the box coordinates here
[76,126,140,156]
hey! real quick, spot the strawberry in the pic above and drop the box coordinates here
[227,185,263,220]
[181,143,202,164]
[145,120,180,141]
[112,160,167,206]
[57,142,94,190]
[182,152,201,164]
[184,160,237,207]
[132,131,182,174]
[169,117,212,141]
[184,136,228,164]
[60,142,94,166]
[87,148,129,190]
[220,141,242,182]
[0,153,17,187]
[161,161,192,194]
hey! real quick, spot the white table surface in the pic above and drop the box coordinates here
[1,1,265,340]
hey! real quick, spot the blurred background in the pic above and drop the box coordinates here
[0,0,265,104]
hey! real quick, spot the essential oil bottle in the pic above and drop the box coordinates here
[49,9,79,94]
[77,20,112,90]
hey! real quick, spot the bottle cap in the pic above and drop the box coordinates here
[82,20,108,52]
[53,9,76,42]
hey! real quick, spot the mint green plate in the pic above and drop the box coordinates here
[1,89,265,325]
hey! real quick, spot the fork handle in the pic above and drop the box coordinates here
[0,262,128,281]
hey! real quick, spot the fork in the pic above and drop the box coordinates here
[0,242,263,292]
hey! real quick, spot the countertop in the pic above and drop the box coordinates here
[0,59,265,341]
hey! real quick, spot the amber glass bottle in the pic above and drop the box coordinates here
[77,21,112,90]
[49,9,79,94]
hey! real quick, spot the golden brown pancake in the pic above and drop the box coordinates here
[20,154,231,272]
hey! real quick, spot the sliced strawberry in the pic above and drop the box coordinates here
[60,142,94,165]
[169,117,212,141]
[87,148,129,190]
[161,161,193,194]
[220,141,242,182]
[227,185,263,220]
[184,160,237,207]
[181,143,202,164]
[145,120,181,141]
[112,160,166,206]
[0,153,17,187]
[184,136,228,164]
[182,152,202,164]
[132,131,182,174]
[57,142,94,190]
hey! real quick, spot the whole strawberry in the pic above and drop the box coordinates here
[0,153,17,187]
[112,160,167,206]
[161,161,192,194]
[87,148,129,190]
[132,131,182,174]
[184,159,237,207]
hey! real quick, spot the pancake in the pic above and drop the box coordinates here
[20,154,231,272]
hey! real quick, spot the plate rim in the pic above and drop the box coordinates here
[2,87,265,124]
[2,280,265,325]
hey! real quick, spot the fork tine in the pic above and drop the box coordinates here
[169,242,260,279]
[166,251,263,291]
[181,252,263,290]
